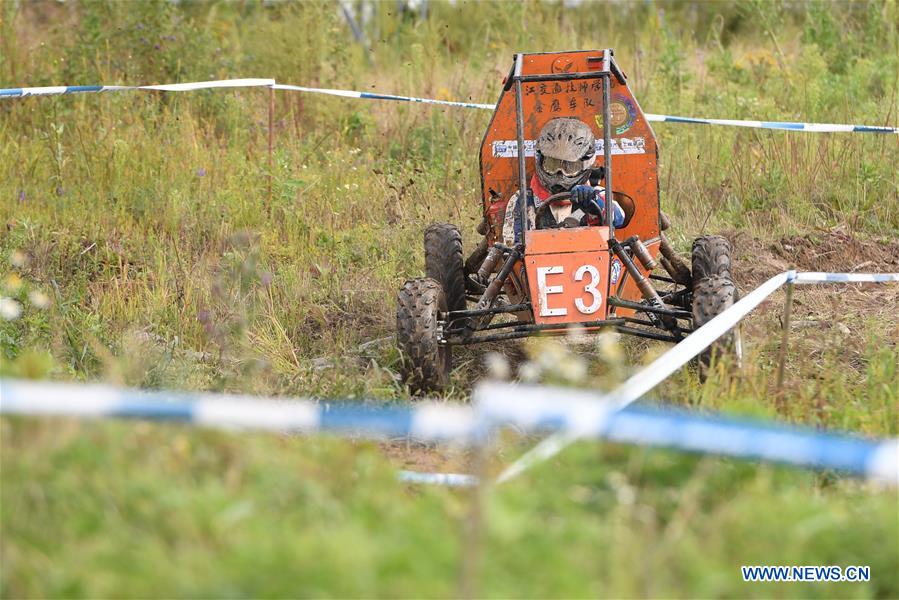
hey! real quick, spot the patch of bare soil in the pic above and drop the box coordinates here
[380,440,470,474]
[725,228,899,351]
[726,228,899,288]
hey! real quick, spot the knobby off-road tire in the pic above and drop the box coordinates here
[692,235,733,283]
[397,278,451,395]
[692,274,743,382]
[424,223,466,313]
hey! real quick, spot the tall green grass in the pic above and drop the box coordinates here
[1,1,898,596]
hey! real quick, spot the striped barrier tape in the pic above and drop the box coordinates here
[269,85,899,133]
[2,78,897,134]
[645,114,899,134]
[0,380,475,442]
[0,79,276,98]
[271,83,495,110]
[396,471,480,487]
[1,378,896,486]
[493,270,899,484]
[476,383,898,485]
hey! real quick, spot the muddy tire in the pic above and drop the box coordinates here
[425,223,466,313]
[692,274,743,382]
[692,235,733,283]
[397,278,451,395]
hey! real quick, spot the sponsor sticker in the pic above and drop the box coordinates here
[610,258,623,285]
[608,95,638,135]
[492,137,646,158]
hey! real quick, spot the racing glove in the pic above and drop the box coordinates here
[570,185,625,227]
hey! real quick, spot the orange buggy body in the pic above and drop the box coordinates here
[481,49,660,327]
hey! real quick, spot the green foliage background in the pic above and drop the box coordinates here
[1,1,897,597]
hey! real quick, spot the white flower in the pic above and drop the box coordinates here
[0,297,23,320]
[484,352,511,380]
[518,361,542,382]
[28,290,50,309]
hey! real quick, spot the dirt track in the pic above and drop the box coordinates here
[727,228,899,287]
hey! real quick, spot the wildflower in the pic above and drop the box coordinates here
[0,297,22,320]
[4,273,22,292]
[28,290,50,309]
[197,168,206,177]
[484,352,511,380]
[10,250,27,268]
[17,190,25,202]
[518,360,541,382]
[260,272,273,288]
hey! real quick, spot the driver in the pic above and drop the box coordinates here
[502,117,624,247]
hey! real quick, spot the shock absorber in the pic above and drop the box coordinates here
[629,236,657,271]
[657,212,692,285]
[610,238,682,338]
[476,246,503,282]
[658,234,692,285]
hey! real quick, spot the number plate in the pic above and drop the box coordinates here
[526,251,611,325]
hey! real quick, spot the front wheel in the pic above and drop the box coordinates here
[691,235,733,282]
[397,278,451,395]
[424,223,466,312]
[692,274,743,382]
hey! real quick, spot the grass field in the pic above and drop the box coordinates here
[2,1,898,597]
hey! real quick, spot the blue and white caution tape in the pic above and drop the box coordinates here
[0,78,275,98]
[494,270,899,484]
[2,78,896,134]
[792,271,899,283]
[0,380,475,442]
[271,83,495,110]
[476,383,898,485]
[644,114,899,134]
[271,84,898,133]
[396,470,480,487]
[1,378,896,486]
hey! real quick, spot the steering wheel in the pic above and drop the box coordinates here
[534,191,574,218]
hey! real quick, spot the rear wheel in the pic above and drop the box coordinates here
[691,235,732,283]
[692,274,742,381]
[425,223,466,312]
[397,278,451,395]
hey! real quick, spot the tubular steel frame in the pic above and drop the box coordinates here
[439,50,690,348]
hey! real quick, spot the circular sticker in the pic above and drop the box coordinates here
[609,96,638,135]
[551,57,575,74]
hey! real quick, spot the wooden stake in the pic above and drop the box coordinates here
[458,436,488,599]
[268,86,275,208]
[775,271,795,394]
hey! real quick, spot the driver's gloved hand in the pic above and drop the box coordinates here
[570,185,597,212]
[571,185,626,227]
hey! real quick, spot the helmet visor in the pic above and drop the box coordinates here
[541,155,589,177]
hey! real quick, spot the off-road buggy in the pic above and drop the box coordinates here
[397,49,740,393]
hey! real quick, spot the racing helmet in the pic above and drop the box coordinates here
[534,117,596,193]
